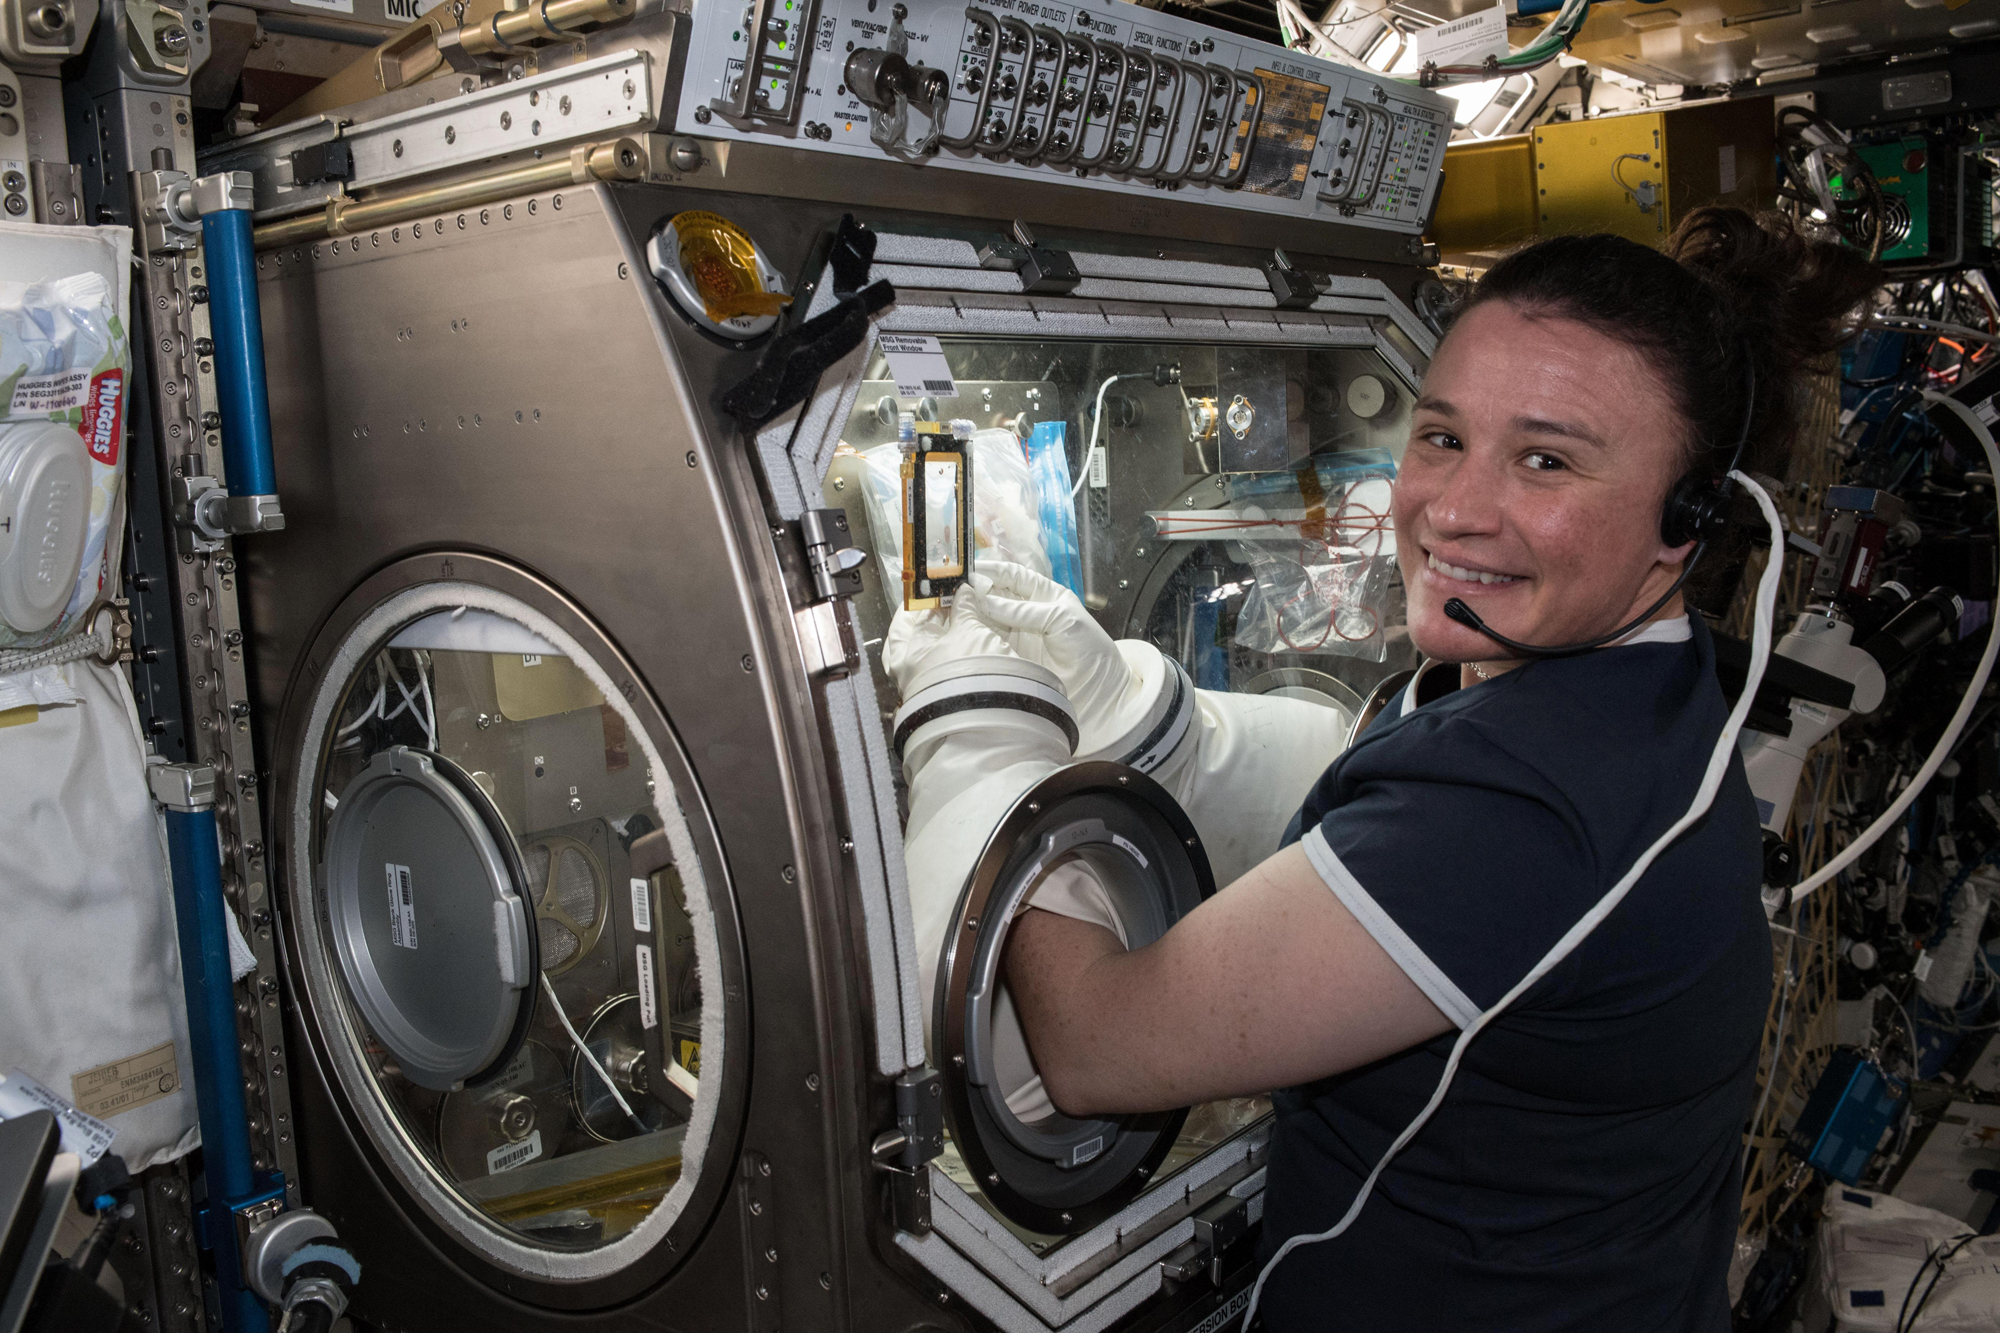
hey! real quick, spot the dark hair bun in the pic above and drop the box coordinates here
[1666,206,1884,469]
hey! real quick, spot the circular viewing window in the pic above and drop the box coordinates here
[288,582,725,1280]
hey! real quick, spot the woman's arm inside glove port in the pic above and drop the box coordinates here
[1002,843,1451,1117]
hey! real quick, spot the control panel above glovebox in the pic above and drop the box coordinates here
[674,0,1449,235]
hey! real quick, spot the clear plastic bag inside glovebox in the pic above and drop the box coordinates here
[1224,450,1398,663]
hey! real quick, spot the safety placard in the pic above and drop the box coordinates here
[880,334,959,400]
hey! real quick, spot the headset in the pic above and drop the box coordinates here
[1441,359,1758,658]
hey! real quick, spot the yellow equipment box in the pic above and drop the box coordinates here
[1431,97,1774,258]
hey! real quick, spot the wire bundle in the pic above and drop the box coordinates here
[1273,0,1592,85]
[1777,107,1889,262]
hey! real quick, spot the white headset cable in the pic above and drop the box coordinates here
[1243,471,1787,1326]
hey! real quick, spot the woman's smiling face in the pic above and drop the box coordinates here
[1394,300,1700,663]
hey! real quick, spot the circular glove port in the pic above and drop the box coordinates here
[934,762,1213,1234]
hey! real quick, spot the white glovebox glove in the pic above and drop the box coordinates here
[964,561,1170,761]
[892,599,1121,1126]
[1155,689,1351,886]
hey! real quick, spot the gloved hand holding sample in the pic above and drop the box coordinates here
[966,560,1350,885]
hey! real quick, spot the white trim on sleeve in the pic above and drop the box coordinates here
[1300,825,1482,1030]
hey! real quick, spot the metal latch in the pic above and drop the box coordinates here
[1159,1193,1251,1291]
[172,461,286,553]
[871,1068,943,1234]
[1263,249,1331,310]
[978,221,1081,295]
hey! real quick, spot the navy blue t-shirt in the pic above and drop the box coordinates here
[1259,616,1769,1332]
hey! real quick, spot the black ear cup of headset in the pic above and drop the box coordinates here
[1660,473,1734,549]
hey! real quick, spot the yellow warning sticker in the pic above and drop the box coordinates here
[71,1041,181,1121]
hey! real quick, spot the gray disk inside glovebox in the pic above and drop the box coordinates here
[322,746,538,1091]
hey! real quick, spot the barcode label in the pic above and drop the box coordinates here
[1088,444,1108,489]
[631,877,652,933]
[879,333,959,400]
[385,863,418,950]
[486,1129,543,1175]
[636,945,658,1029]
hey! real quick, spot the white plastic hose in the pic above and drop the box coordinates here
[1244,471,1787,1325]
[1790,391,2000,903]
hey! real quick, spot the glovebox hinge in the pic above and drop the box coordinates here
[871,1067,943,1234]
[1263,249,1331,310]
[795,507,865,680]
[801,507,866,602]
[977,220,1081,295]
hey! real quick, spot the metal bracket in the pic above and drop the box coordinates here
[1263,249,1329,309]
[976,220,1080,295]
[1159,1192,1250,1291]
[172,470,286,552]
[91,597,134,664]
[135,168,200,252]
[231,1194,285,1280]
[28,162,82,225]
[136,169,255,251]
[871,1068,943,1234]
[147,760,217,813]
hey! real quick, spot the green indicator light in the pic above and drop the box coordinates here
[772,78,780,88]
[732,28,740,38]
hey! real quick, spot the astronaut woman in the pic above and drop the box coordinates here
[901,208,1879,1329]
